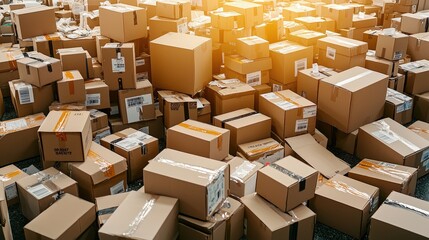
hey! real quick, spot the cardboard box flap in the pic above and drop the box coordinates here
[208,79,256,99]
[38,111,90,133]
[151,32,210,50]
[17,167,73,194]
[261,90,316,108]
[351,159,416,185]
[317,36,368,57]
[0,113,45,136]
[239,138,283,159]
[172,120,229,142]
[321,67,387,92]
[270,156,318,183]
[17,51,60,68]
[197,98,211,115]
[229,157,263,183]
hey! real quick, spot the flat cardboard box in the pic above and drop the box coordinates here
[197,98,211,124]
[388,73,405,93]
[156,0,191,20]
[408,32,429,61]
[296,65,338,104]
[99,191,179,240]
[143,148,230,221]
[167,120,230,161]
[285,133,351,178]
[151,32,212,96]
[259,90,317,139]
[0,113,45,166]
[24,194,95,240]
[241,194,316,240]
[57,70,86,104]
[0,183,13,240]
[38,111,92,162]
[317,66,388,133]
[237,138,284,165]
[256,156,318,212]
[17,51,62,87]
[228,157,263,198]
[0,164,28,206]
[58,47,94,80]
[148,16,188,41]
[295,16,336,33]
[118,80,155,124]
[158,90,198,129]
[101,43,136,90]
[376,32,409,61]
[100,128,159,182]
[17,167,79,220]
[400,13,429,34]
[236,36,269,60]
[85,79,110,110]
[223,68,269,87]
[211,11,245,30]
[89,109,108,133]
[384,88,413,125]
[413,92,429,125]
[223,1,264,28]
[399,59,429,95]
[365,54,398,77]
[321,4,354,29]
[95,191,129,227]
[369,191,429,239]
[335,129,358,155]
[13,6,56,39]
[224,55,272,75]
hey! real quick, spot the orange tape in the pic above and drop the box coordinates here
[64,71,74,79]
[358,160,411,181]
[0,170,22,181]
[248,143,281,155]
[409,127,429,134]
[6,52,17,71]
[53,111,70,141]
[274,92,303,117]
[88,150,115,178]
[325,179,370,200]
[68,81,75,95]
[178,122,223,150]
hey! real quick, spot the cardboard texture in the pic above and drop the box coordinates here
[95,192,129,227]
[282,5,317,21]
[253,84,271,111]
[375,32,409,61]
[85,80,110,110]
[0,183,13,240]
[321,4,354,29]
[295,16,336,33]
[157,90,198,129]
[0,165,28,206]
[335,129,358,155]
[399,59,429,95]
[57,70,86,104]
[236,36,269,60]
[407,32,429,61]
[89,109,108,133]
[156,0,191,20]
[224,55,272,75]
[197,98,211,124]
[148,16,188,41]
[223,1,264,28]
[58,47,94,80]
[13,6,56,39]
[118,80,156,124]
[384,88,413,125]
[16,51,62,87]
[365,54,398,77]
[400,13,429,34]
[228,157,263,198]
[211,11,245,30]
[237,138,284,165]
[223,68,269,87]
[296,65,337,104]
[288,29,327,47]
[411,94,429,132]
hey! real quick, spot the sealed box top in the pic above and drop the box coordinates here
[399,59,429,74]
[0,113,45,135]
[17,167,76,193]
[59,70,83,83]
[238,138,283,159]
[169,119,229,142]
[317,36,368,57]
[213,108,256,127]
[207,79,256,98]
[17,51,60,68]
[270,40,310,55]
[150,32,211,50]
[102,128,157,153]
[229,157,263,183]
[38,110,90,133]
[260,90,316,109]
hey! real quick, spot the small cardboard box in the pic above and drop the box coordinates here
[369,191,429,239]
[158,90,198,129]
[100,128,159,182]
[167,120,230,161]
[17,51,62,87]
[57,70,86,104]
[224,68,269,87]
[24,194,96,240]
[365,54,398,77]
[211,11,245,30]
[156,0,191,20]
[384,88,413,125]
[407,32,429,61]
[197,98,211,124]
[400,13,429,34]
[38,111,92,162]
[99,4,147,42]
[58,47,94,80]
[85,79,110,110]
[118,80,155,124]
[237,138,284,165]
[376,31,409,61]
[98,191,179,240]
[101,43,136,91]
[335,129,358,155]
[256,156,318,212]
[317,66,388,133]
[296,65,338,104]
[236,36,269,60]
[17,167,79,220]
[399,59,429,95]
[89,109,108,133]
[223,1,263,28]
[148,16,188,41]
[95,191,129,227]
[228,157,263,198]
[321,4,354,29]
[388,73,405,93]
[259,90,317,139]
[0,165,28,206]
[241,194,316,240]
[143,148,230,221]
[13,6,56,39]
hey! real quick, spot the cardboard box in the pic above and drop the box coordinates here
[0,183,13,240]
[9,79,54,117]
[167,120,230,161]
[224,55,272,75]
[256,156,318,212]
[400,13,429,34]
[241,194,316,240]
[100,128,159,182]
[197,98,211,124]
[288,29,327,47]
[253,84,271,111]
[369,191,429,239]
[0,113,45,166]
[399,60,429,95]
[190,0,219,11]
[101,43,136,90]
[148,16,188,41]
[213,109,271,155]
[99,191,179,240]
[16,51,62,87]
[335,129,358,155]
[32,33,62,58]
[269,79,298,93]
[13,6,56,39]
[309,174,379,239]
[414,92,429,123]
[38,110,92,162]
[211,11,245,30]
[223,1,264,28]
[89,109,108,133]
[365,54,398,77]
[58,47,94,79]
[95,192,129,227]
[85,79,110,110]
[144,148,230,221]
[151,32,212,96]
[95,35,110,63]
[156,0,191,20]
[57,70,86,104]
[99,4,147,42]
[158,90,198,129]
[236,36,269,60]
[388,73,405,93]
[24,194,95,239]
[224,68,269,87]
[282,5,317,21]
[317,67,388,133]
[118,80,155,124]
[228,157,263,198]
[17,167,79,220]
[296,65,337,104]
[0,165,28,206]
[321,4,354,29]
[363,29,381,50]
[384,88,413,125]
[136,52,151,82]
[237,138,284,165]
[376,31,409,61]
[407,32,429,61]
[295,16,336,33]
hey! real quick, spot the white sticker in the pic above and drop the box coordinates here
[177,23,189,34]
[272,84,282,92]
[207,172,225,216]
[295,119,309,132]
[128,131,151,142]
[125,94,153,123]
[28,184,52,200]
[277,101,297,110]
[135,59,145,66]
[115,138,141,150]
[396,104,405,113]
[5,183,18,201]
[371,131,397,144]
[136,72,149,82]
[262,92,278,100]
[86,93,101,106]
[404,100,412,111]
[5,119,27,131]
[326,47,336,60]
[16,84,34,105]
[393,51,403,60]
[112,57,125,73]
[303,106,317,118]
[294,58,307,77]
[110,180,125,195]
[379,162,397,168]
[422,149,429,163]
[246,71,261,86]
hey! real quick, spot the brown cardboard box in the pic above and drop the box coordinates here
[109,110,164,140]
[13,6,56,39]
[118,80,155,124]
[224,68,269,87]
[156,0,191,20]
[0,183,13,240]
[0,113,45,166]
[241,194,316,240]
[17,167,79,220]
[414,92,429,123]
[57,70,86,104]
[256,156,318,212]
[365,54,398,77]
[136,52,151,82]
[24,194,96,240]
[309,174,379,239]
[99,191,179,239]
[210,27,251,44]
[148,16,188,41]
[408,121,429,176]
[100,128,159,182]
[16,51,62,87]
[9,79,54,117]
[376,31,409,61]
[167,120,230,160]
[317,66,388,133]
[197,98,211,124]
[144,148,230,221]
[399,60,429,95]
[317,36,368,71]
[253,84,271,111]
[237,138,284,165]
[32,33,62,58]
[400,13,429,34]
[282,5,317,21]
[296,65,337,104]
[89,109,108,133]
[388,73,405,93]
[150,32,212,96]
[407,32,429,61]
[213,109,271,155]
[363,29,381,50]
[95,191,129,227]
[295,16,336,33]
[269,41,313,84]
[93,127,112,144]
[99,4,147,42]
[204,80,255,116]
[58,47,94,79]
[236,36,269,60]
[211,11,245,30]
[335,129,358,155]
[259,90,317,139]
[285,133,351,178]
[321,4,354,29]
[352,13,377,29]
[349,159,417,203]
[38,110,92,162]
[384,88,413,125]
[224,55,272,75]
[158,90,198,128]
[85,79,110,110]
[223,1,263,28]
[253,16,285,44]
[288,29,326,47]
[369,191,429,239]
[102,43,136,90]
[229,157,263,198]
[0,165,28,206]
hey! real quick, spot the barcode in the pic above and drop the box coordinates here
[110,181,125,195]
[127,96,144,108]
[28,184,52,200]
[86,94,101,106]
[19,87,31,104]
[295,119,308,132]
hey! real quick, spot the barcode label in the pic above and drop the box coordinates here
[28,184,52,200]
[422,149,429,163]
[272,84,282,92]
[246,71,261,86]
[135,59,145,66]
[112,57,125,73]
[177,23,189,34]
[294,58,307,77]
[86,93,101,106]
[371,131,397,144]
[295,119,309,132]
[326,47,336,60]
[136,72,149,82]
[5,183,18,201]
[17,85,34,105]
[303,106,317,118]
[5,119,27,131]
[126,95,152,108]
[110,180,125,195]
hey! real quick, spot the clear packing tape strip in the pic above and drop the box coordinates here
[122,198,156,237]
[384,198,429,218]
[0,114,45,136]
[270,163,306,191]
[371,120,420,152]
[357,160,411,189]
[231,161,257,184]
[87,150,115,178]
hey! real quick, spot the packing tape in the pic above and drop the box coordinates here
[6,52,17,71]
[0,169,22,182]
[178,122,223,150]
[384,198,429,218]
[409,126,429,134]
[386,89,412,104]
[64,71,74,79]
[65,71,76,95]
[372,120,420,152]
[231,161,257,184]
[247,142,281,155]
[270,163,306,191]
[88,150,115,178]
[96,206,118,217]
[122,198,156,237]
[209,199,232,222]
[357,160,411,182]
[221,111,257,128]
[53,111,71,141]
[274,92,303,117]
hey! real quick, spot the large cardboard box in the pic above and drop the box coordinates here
[414,92,429,123]
[167,120,230,160]
[85,79,110,110]
[156,0,191,20]
[365,54,398,77]
[16,51,62,87]
[399,60,429,95]
[58,47,94,80]
[296,65,338,104]
[99,191,179,240]
[0,165,28,206]
[24,194,96,240]
[407,32,429,61]
[321,4,354,29]
[317,67,388,133]
[211,11,245,30]
[17,167,79,220]
[237,138,284,165]
[118,80,155,124]
[241,194,316,240]
[384,88,413,125]
[95,192,129,227]
[400,13,429,34]
[148,16,188,41]
[99,4,147,42]
[158,90,198,129]
[57,70,86,104]
[100,128,158,182]
[229,157,263,198]
[223,1,264,28]
[376,32,409,61]
[38,111,92,162]
[13,6,56,39]
[259,90,317,139]
[369,191,429,240]
[256,156,318,212]
[143,148,230,221]
[101,43,136,90]
[151,32,212,96]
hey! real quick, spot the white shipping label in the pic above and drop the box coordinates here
[277,101,297,110]
[125,94,152,123]
[86,93,101,106]
[422,149,429,163]
[5,119,27,131]
[135,59,145,66]
[262,92,278,100]
[396,103,405,113]
[4,183,17,201]
[303,106,317,118]
[404,100,412,111]
[295,119,309,132]
[110,181,125,195]
[112,57,125,73]
[128,131,151,142]
[207,172,225,216]
[17,85,34,105]
[371,131,397,144]
[177,23,189,34]
[294,58,307,77]
[326,47,336,60]
[272,84,282,92]
[28,184,52,200]
[246,71,261,86]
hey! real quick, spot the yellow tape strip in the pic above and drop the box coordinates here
[274,92,303,117]
[53,111,70,141]
[88,150,115,178]
[358,160,411,181]
[178,122,223,150]
[248,143,281,155]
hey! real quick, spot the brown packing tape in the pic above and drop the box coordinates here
[178,122,223,150]
[274,92,303,117]
[87,150,116,178]
[6,52,17,71]
[53,111,71,141]
[248,143,281,155]
[330,86,339,102]
[357,160,411,182]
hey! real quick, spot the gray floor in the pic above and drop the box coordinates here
[3,97,429,240]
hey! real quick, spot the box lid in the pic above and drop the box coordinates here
[290,29,326,40]
[213,108,257,127]
[150,32,211,50]
[238,138,283,159]
[208,79,256,99]
[38,110,89,133]
[0,164,27,187]
[225,113,270,129]
[399,59,429,74]
[229,157,263,183]
[317,36,368,56]
[260,90,316,110]
[0,113,45,136]
[269,40,309,55]
[17,51,60,68]
[170,120,229,142]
